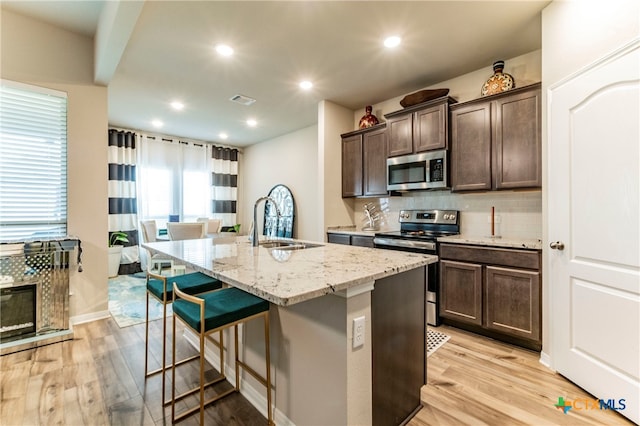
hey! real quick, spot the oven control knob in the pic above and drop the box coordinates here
[443,214,450,220]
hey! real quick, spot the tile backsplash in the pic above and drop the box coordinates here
[353,190,542,239]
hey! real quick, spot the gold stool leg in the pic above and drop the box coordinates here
[161,295,168,405]
[234,325,240,391]
[171,310,176,422]
[199,305,206,425]
[144,290,149,376]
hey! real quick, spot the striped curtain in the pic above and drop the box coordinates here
[210,147,238,227]
[108,129,141,274]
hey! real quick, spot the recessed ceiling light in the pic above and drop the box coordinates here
[246,119,257,127]
[384,35,401,48]
[299,80,313,90]
[170,101,184,111]
[218,132,228,140]
[216,44,234,56]
[151,119,163,128]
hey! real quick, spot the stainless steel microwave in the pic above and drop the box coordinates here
[387,150,448,191]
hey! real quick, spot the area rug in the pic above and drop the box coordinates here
[108,272,171,328]
[427,329,450,357]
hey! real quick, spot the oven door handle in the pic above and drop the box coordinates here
[373,237,436,251]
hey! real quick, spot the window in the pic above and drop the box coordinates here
[137,136,211,228]
[0,80,68,242]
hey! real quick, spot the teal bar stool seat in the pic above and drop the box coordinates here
[171,284,273,425]
[144,271,222,405]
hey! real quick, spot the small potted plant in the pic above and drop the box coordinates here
[108,231,129,278]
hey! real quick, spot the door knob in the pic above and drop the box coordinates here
[549,241,565,250]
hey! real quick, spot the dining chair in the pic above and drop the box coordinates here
[140,220,173,273]
[167,222,206,240]
[196,217,222,234]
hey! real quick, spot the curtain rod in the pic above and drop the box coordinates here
[107,126,242,153]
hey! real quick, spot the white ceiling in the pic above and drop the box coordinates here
[2,1,550,147]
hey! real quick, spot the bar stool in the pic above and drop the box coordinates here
[144,271,222,405]
[171,283,273,425]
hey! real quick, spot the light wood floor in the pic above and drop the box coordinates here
[409,325,634,426]
[0,317,265,425]
[1,319,634,425]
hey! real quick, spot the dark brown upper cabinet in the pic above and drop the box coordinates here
[384,96,456,157]
[341,123,387,198]
[450,83,541,192]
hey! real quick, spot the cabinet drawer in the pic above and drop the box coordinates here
[440,244,540,270]
[351,235,374,248]
[327,233,351,245]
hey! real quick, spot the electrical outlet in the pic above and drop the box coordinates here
[353,316,365,348]
[487,215,502,224]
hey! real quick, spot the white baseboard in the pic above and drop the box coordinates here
[182,328,295,426]
[539,351,553,370]
[70,310,110,325]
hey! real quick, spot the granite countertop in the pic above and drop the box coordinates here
[437,235,542,250]
[143,236,436,306]
[326,226,379,237]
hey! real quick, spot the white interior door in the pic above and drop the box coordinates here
[548,41,639,424]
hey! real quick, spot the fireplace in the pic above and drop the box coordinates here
[0,283,36,342]
[0,238,79,354]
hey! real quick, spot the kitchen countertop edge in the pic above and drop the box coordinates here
[437,235,542,250]
[326,226,380,237]
[143,237,437,307]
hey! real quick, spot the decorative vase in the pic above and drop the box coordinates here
[481,60,515,96]
[108,245,123,278]
[358,106,379,129]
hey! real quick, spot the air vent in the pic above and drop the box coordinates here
[229,94,256,106]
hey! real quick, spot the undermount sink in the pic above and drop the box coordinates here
[260,240,324,250]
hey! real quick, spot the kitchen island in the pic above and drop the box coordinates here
[143,236,437,426]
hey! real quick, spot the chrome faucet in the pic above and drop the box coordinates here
[251,196,282,247]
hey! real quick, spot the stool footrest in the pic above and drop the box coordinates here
[237,359,268,388]
[146,354,200,378]
[172,387,236,423]
[164,376,226,407]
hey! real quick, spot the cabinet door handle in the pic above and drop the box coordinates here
[549,241,565,250]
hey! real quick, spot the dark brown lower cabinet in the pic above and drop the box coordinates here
[326,233,351,245]
[440,260,483,326]
[439,243,541,350]
[326,232,374,248]
[485,266,540,342]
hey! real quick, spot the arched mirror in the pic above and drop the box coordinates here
[263,184,295,238]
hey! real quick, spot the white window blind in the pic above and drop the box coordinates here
[0,80,68,242]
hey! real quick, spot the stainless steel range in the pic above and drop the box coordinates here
[373,209,460,326]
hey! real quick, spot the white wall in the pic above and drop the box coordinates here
[353,49,542,130]
[242,125,319,241]
[318,100,356,238]
[1,8,110,319]
[541,0,639,358]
